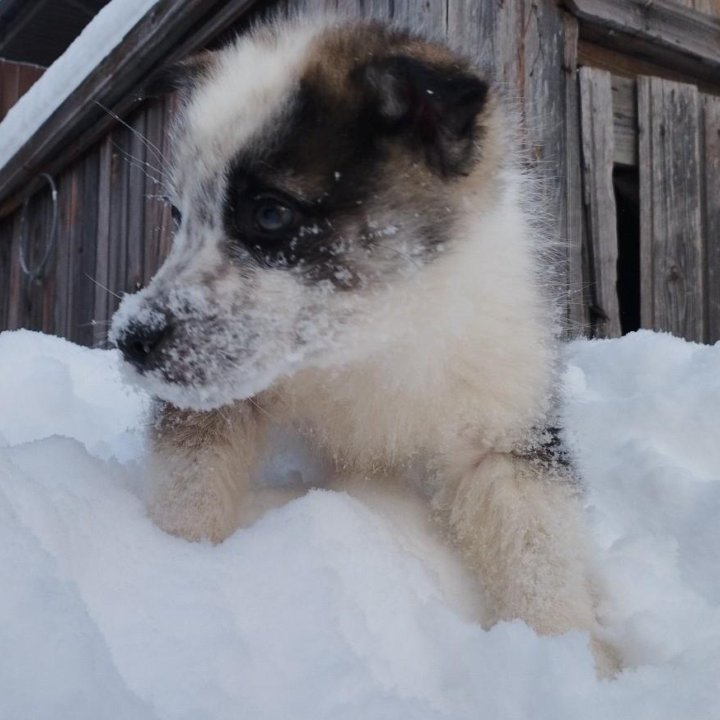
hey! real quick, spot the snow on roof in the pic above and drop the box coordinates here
[1,327,720,718]
[0,0,160,171]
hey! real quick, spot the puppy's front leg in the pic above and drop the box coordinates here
[146,400,264,543]
[434,450,596,636]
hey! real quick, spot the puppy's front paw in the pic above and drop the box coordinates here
[147,481,238,544]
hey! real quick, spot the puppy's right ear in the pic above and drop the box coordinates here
[143,51,216,98]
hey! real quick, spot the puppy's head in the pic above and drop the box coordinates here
[110,17,502,409]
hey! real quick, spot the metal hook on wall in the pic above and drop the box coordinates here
[18,172,59,284]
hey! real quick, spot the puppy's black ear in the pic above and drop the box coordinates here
[357,55,489,176]
[144,51,216,98]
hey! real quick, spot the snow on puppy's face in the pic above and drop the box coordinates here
[110,17,493,410]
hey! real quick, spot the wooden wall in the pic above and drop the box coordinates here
[0,94,175,347]
[1,0,719,347]
[678,0,720,14]
[0,58,44,121]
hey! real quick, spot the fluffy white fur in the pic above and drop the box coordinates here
[110,14,617,674]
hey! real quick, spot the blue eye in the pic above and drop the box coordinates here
[254,199,295,232]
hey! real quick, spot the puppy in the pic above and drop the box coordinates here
[111,14,609,664]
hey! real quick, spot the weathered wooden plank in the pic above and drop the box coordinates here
[392,0,445,30]
[562,13,588,335]
[25,191,45,331]
[578,39,720,97]
[72,152,100,347]
[65,165,83,342]
[579,67,621,338]
[0,60,19,122]
[93,137,113,347]
[611,76,637,167]
[109,126,131,320]
[0,218,11,328]
[565,0,720,88]
[686,0,720,16]
[448,2,579,331]
[447,0,518,82]
[703,94,720,343]
[126,109,148,295]
[638,76,704,341]
[0,0,260,218]
[54,172,72,338]
[156,95,177,268]
[39,184,57,334]
[142,99,169,287]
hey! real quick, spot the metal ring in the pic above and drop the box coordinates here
[18,173,58,283]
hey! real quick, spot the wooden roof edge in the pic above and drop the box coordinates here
[563,0,720,85]
[0,0,259,219]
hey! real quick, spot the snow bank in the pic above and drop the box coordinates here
[0,0,160,169]
[1,328,719,719]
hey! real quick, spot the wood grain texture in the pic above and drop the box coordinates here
[565,0,720,87]
[686,0,720,16]
[0,0,258,218]
[611,75,637,166]
[94,137,113,348]
[579,66,621,337]
[448,2,581,330]
[126,108,148,296]
[74,152,100,346]
[109,125,131,322]
[703,94,720,343]
[0,217,11,328]
[638,76,704,342]
[562,14,588,334]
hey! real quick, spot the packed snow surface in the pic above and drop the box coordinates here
[1,328,719,719]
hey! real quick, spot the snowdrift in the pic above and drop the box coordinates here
[1,329,719,719]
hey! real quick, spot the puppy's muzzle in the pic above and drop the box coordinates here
[116,317,172,371]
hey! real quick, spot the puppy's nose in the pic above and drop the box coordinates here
[116,320,170,370]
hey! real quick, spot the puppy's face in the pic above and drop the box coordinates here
[111,19,495,409]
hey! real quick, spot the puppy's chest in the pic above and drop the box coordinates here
[270,367,468,469]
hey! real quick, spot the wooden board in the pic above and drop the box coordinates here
[703,94,720,343]
[448,2,583,331]
[0,0,259,218]
[638,76,704,342]
[126,108,148,295]
[611,76,637,167]
[678,0,720,16]
[566,0,720,87]
[0,58,44,121]
[579,66,621,337]
[93,137,113,347]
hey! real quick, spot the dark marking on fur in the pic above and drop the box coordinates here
[220,28,490,288]
[356,54,488,177]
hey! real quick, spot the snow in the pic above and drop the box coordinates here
[0,0,160,170]
[1,328,720,719]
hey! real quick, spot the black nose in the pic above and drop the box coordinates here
[116,320,170,370]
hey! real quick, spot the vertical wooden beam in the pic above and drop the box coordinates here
[73,152,100,347]
[126,109,148,295]
[39,185,57,335]
[0,218,10,329]
[0,60,19,121]
[94,137,113,347]
[562,13,588,334]
[109,125,131,320]
[392,0,447,31]
[64,165,82,341]
[579,66,621,338]
[448,2,581,332]
[54,172,71,338]
[638,76,704,342]
[703,94,720,343]
[143,99,167,287]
